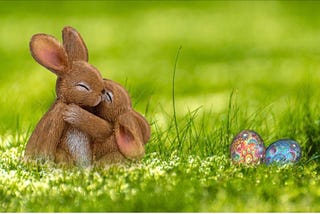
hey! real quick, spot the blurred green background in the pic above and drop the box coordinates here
[1,0,320,140]
[2,1,320,212]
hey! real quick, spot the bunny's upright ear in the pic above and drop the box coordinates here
[115,111,151,160]
[30,34,68,75]
[62,26,88,63]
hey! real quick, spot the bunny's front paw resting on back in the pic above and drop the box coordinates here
[63,104,83,125]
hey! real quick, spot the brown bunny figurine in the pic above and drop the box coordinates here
[25,26,107,166]
[63,79,151,165]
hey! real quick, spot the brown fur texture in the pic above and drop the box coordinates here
[25,26,106,166]
[63,79,151,165]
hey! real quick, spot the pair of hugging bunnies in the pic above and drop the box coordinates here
[24,26,151,167]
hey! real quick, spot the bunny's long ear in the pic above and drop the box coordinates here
[62,26,88,63]
[132,111,151,144]
[115,111,151,159]
[30,34,68,75]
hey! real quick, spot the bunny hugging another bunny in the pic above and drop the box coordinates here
[63,79,151,165]
[25,26,150,166]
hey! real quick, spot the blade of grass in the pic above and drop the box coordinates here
[172,46,182,150]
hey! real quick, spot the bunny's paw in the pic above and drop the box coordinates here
[63,104,82,124]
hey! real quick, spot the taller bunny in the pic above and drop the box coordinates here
[25,26,107,165]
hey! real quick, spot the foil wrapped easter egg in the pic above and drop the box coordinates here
[230,130,266,165]
[265,139,301,165]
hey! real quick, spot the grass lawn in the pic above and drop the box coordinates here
[1,1,320,212]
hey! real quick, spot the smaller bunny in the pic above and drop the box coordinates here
[63,79,151,164]
[25,26,106,166]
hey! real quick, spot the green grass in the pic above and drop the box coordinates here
[1,1,320,212]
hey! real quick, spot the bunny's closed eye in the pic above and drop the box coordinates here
[76,82,91,91]
[104,90,113,103]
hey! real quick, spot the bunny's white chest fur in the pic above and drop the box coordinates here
[66,128,91,166]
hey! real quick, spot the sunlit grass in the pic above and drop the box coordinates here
[1,131,319,212]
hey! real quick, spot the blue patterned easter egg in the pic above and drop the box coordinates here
[265,139,301,165]
[230,130,266,165]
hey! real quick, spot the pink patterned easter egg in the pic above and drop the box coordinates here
[230,130,266,165]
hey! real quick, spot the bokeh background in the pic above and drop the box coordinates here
[1,1,320,137]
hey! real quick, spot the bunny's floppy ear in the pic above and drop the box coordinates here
[62,26,88,63]
[115,111,151,159]
[30,34,68,75]
[132,111,151,144]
